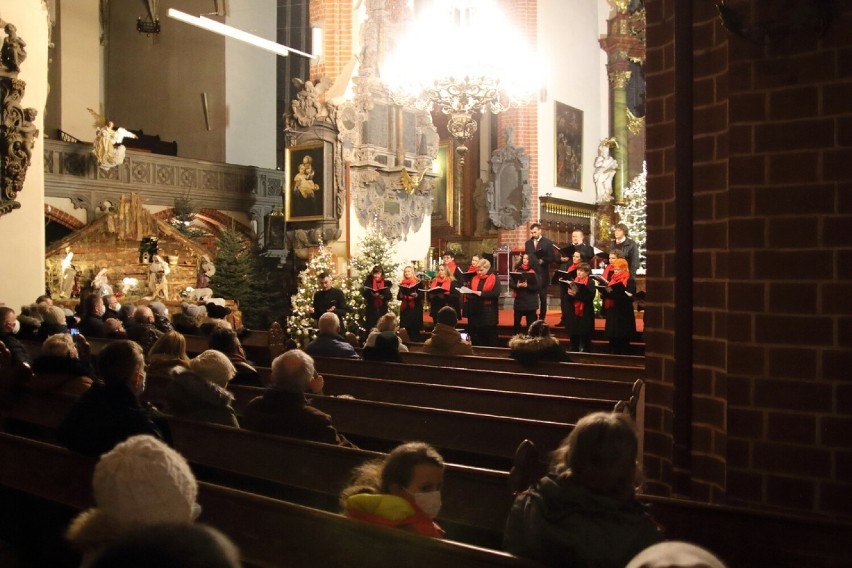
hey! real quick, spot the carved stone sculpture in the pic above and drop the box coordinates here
[486,128,532,230]
[0,20,38,217]
[593,138,618,203]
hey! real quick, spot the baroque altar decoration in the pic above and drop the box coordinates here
[486,128,532,230]
[0,20,39,217]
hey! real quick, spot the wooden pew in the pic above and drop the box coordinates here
[406,342,646,368]
[0,433,537,568]
[165,417,513,546]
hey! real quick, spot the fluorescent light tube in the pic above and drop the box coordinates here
[167,8,314,59]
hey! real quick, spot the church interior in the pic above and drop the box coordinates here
[0,0,850,566]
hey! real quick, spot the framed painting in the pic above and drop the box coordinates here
[265,213,286,249]
[554,102,583,190]
[432,139,455,228]
[285,141,326,221]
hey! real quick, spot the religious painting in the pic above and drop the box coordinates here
[285,141,325,221]
[265,213,286,249]
[432,139,455,228]
[554,102,583,190]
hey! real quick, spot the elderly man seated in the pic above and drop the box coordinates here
[241,350,353,446]
[304,312,359,360]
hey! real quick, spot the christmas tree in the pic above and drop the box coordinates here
[350,222,402,316]
[209,228,252,302]
[241,241,290,330]
[615,162,647,272]
[286,239,366,346]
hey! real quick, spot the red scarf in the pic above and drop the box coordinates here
[431,277,451,294]
[602,264,614,281]
[573,275,588,316]
[466,264,477,272]
[371,276,386,308]
[400,276,418,310]
[445,260,457,275]
[604,271,630,309]
[472,273,497,293]
[567,262,580,273]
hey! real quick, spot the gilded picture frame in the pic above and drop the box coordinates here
[285,141,327,221]
[432,139,455,229]
[554,101,583,190]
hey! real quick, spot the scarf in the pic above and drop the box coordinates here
[430,277,451,294]
[472,273,497,293]
[602,264,614,282]
[604,271,630,309]
[371,276,386,308]
[400,276,419,310]
[573,275,589,317]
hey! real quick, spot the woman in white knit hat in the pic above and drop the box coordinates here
[165,349,239,427]
[66,435,201,566]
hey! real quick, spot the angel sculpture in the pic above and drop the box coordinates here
[400,167,428,195]
[291,77,334,127]
[88,108,138,170]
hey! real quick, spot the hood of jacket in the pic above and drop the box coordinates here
[426,324,464,349]
[30,355,93,392]
[66,509,128,558]
[508,334,561,352]
[166,367,234,412]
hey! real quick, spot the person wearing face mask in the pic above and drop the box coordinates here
[78,294,108,338]
[58,340,169,457]
[0,306,32,365]
[341,441,445,538]
[102,294,124,323]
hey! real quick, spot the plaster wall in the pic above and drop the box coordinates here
[58,0,101,140]
[536,0,609,205]
[0,0,49,309]
[348,209,432,280]
[224,4,277,168]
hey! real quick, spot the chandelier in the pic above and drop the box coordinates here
[382,0,540,164]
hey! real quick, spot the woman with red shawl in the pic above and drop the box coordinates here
[362,265,392,331]
[464,259,501,346]
[427,264,454,321]
[566,262,596,352]
[599,258,636,354]
[396,265,424,341]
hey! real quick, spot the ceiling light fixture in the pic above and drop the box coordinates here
[167,8,315,59]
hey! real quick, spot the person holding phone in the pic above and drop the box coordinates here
[422,306,473,356]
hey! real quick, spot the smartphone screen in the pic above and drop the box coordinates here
[69,328,80,336]
[459,331,470,342]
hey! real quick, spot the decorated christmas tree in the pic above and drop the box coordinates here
[286,239,366,346]
[350,222,402,316]
[615,162,647,272]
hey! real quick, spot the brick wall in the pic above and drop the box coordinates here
[309,0,352,82]
[645,0,852,518]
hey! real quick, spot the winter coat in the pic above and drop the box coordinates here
[166,367,239,427]
[146,355,190,385]
[78,314,106,338]
[344,493,444,538]
[125,323,163,357]
[305,334,360,360]
[242,388,352,446]
[36,322,69,342]
[57,383,167,457]
[602,276,637,340]
[422,323,474,356]
[30,355,94,396]
[16,315,41,341]
[503,475,663,568]
[0,331,31,365]
[507,335,571,365]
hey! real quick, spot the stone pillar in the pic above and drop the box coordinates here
[609,67,631,204]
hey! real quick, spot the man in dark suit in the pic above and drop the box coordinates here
[524,223,556,320]
[570,229,595,262]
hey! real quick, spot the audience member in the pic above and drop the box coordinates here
[341,441,445,538]
[363,332,404,362]
[65,435,200,565]
[35,294,53,306]
[173,303,205,335]
[0,306,31,365]
[104,317,127,339]
[312,272,349,321]
[78,294,107,338]
[89,523,241,568]
[422,306,473,356]
[102,294,124,323]
[166,350,239,427]
[242,349,352,446]
[626,541,726,568]
[37,304,69,341]
[503,411,663,567]
[508,320,570,365]
[364,313,409,352]
[58,340,167,456]
[30,333,94,396]
[305,312,360,360]
[16,303,42,340]
[146,331,191,383]
[208,327,263,387]
[126,306,164,357]
[148,301,174,333]
[0,338,33,408]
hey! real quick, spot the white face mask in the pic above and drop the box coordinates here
[110,303,121,312]
[11,320,20,335]
[411,490,442,519]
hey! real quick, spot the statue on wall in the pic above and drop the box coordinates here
[1,19,38,217]
[196,254,216,289]
[473,179,492,236]
[92,268,113,297]
[593,138,619,203]
[148,254,170,300]
[290,77,333,128]
[486,128,532,230]
[88,108,138,171]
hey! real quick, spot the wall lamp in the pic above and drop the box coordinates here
[167,8,315,59]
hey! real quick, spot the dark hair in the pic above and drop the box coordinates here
[97,340,144,387]
[36,294,52,304]
[530,222,542,230]
[614,223,630,236]
[577,262,591,273]
[208,327,241,355]
[550,412,640,501]
[609,249,624,259]
[436,305,458,326]
[370,265,383,275]
[317,272,330,280]
[363,332,402,363]
[528,320,550,338]
[340,442,444,507]
[83,293,103,316]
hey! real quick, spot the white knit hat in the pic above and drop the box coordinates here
[92,435,199,525]
[189,349,236,388]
